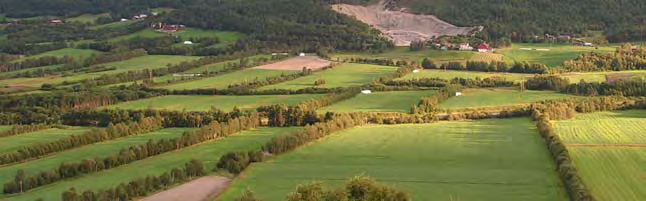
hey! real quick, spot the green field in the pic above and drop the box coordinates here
[4,127,300,201]
[107,29,165,42]
[0,126,12,133]
[219,118,567,201]
[104,94,323,112]
[0,127,92,154]
[398,69,531,82]
[0,55,200,88]
[174,28,244,46]
[160,69,298,90]
[332,47,476,64]
[554,110,646,201]
[319,90,437,113]
[497,43,616,67]
[11,48,100,63]
[259,63,397,90]
[66,13,110,24]
[561,71,646,83]
[0,128,193,191]
[439,88,575,109]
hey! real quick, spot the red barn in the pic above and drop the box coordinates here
[477,43,490,52]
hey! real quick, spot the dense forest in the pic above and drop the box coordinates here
[395,0,646,42]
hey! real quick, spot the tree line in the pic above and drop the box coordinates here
[525,75,646,97]
[0,117,163,166]
[4,115,259,195]
[562,44,646,72]
[259,89,359,127]
[411,85,460,114]
[423,60,549,74]
[385,77,515,88]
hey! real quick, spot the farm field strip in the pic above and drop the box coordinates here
[439,88,574,109]
[0,128,194,191]
[497,43,617,67]
[159,69,299,90]
[10,48,100,64]
[0,55,200,88]
[331,47,476,64]
[318,90,437,113]
[554,110,646,201]
[2,127,300,201]
[397,69,531,82]
[103,94,324,112]
[258,63,397,90]
[219,118,567,201]
[0,127,92,154]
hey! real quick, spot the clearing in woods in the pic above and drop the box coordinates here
[103,94,323,112]
[331,1,478,46]
[318,90,437,113]
[439,88,575,110]
[553,110,646,201]
[258,63,397,90]
[4,127,301,201]
[252,56,333,71]
[218,118,567,201]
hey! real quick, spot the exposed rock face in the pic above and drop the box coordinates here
[332,1,480,46]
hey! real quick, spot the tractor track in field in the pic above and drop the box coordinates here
[566,143,646,147]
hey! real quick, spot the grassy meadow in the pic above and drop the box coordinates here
[259,63,397,90]
[554,110,646,201]
[497,43,616,67]
[0,127,92,154]
[4,127,300,201]
[104,94,323,112]
[332,47,476,64]
[0,128,194,192]
[398,69,531,82]
[319,90,437,113]
[439,88,575,109]
[11,48,99,63]
[160,69,298,90]
[219,118,567,201]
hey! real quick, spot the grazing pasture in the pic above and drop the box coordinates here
[0,128,193,192]
[160,69,298,90]
[439,88,574,109]
[0,127,92,154]
[554,110,646,201]
[11,48,99,63]
[497,43,616,67]
[253,56,332,71]
[259,63,397,90]
[103,94,323,112]
[319,90,437,113]
[398,69,531,82]
[219,118,567,201]
[4,127,300,201]
[332,47,475,64]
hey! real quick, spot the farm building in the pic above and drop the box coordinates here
[477,43,490,53]
[459,43,474,51]
[155,23,186,33]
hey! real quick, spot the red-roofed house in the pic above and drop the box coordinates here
[477,43,490,53]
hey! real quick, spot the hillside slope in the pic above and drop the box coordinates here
[393,0,646,42]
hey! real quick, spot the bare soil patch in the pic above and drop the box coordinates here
[140,176,231,201]
[332,1,479,46]
[253,56,333,71]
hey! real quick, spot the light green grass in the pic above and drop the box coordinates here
[103,94,323,112]
[160,69,298,90]
[440,88,575,109]
[398,69,531,82]
[554,110,646,201]
[319,90,437,113]
[174,28,244,45]
[0,126,12,133]
[150,55,272,84]
[259,63,397,90]
[0,55,200,87]
[90,20,136,30]
[498,43,617,67]
[561,71,646,83]
[11,48,100,63]
[0,128,194,191]
[66,13,109,24]
[107,29,165,42]
[0,64,63,79]
[219,118,567,201]
[0,127,92,154]
[4,127,300,201]
[332,47,476,64]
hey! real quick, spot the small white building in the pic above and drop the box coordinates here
[413,69,420,73]
[183,41,194,45]
[455,92,463,96]
[459,43,473,51]
[120,18,129,22]
[361,90,373,94]
[299,53,306,57]
[584,42,594,46]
